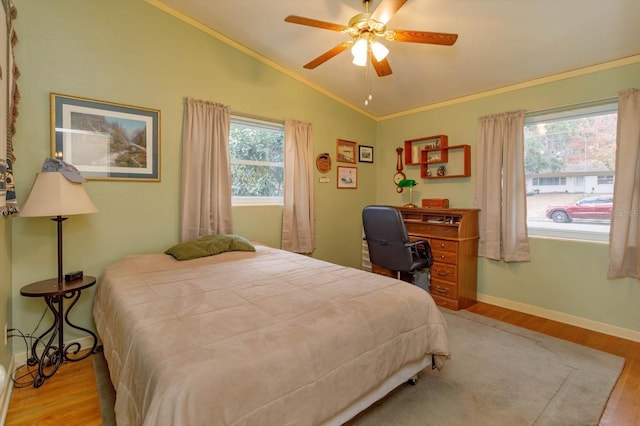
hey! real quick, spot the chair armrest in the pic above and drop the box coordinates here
[406,240,433,267]
[405,240,428,248]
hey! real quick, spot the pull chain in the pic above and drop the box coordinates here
[364,58,373,106]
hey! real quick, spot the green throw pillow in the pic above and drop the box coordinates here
[165,234,256,261]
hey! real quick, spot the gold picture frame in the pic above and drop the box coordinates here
[336,139,357,164]
[337,166,357,189]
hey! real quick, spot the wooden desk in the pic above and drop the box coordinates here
[372,207,480,310]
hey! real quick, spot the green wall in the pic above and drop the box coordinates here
[0,217,11,373]
[10,0,377,344]
[376,61,640,334]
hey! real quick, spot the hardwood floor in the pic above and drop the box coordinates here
[5,351,102,426]
[4,302,640,425]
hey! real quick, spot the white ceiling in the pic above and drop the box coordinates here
[153,0,640,118]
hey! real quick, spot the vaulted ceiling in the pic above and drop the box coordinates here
[151,0,640,118]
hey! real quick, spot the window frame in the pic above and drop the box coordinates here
[229,115,285,206]
[524,101,618,243]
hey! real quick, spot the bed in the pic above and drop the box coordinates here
[93,242,450,425]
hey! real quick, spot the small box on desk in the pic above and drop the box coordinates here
[422,198,450,208]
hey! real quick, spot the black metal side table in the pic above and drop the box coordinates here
[20,276,98,387]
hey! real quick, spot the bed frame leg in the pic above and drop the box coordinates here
[407,375,418,386]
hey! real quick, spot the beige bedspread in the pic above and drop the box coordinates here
[93,244,449,425]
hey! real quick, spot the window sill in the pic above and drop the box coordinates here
[528,225,609,243]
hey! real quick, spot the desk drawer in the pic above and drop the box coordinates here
[430,238,458,253]
[432,250,457,264]
[431,262,457,284]
[430,278,458,300]
[430,293,460,310]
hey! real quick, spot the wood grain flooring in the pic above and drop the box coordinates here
[5,302,639,425]
[5,351,102,426]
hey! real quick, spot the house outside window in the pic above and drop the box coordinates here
[229,116,284,205]
[597,175,614,185]
[524,102,617,242]
[532,177,567,186]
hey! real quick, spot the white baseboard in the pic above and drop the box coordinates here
[477,293,640,343]
[12,336,96,368]
[0,357,14,426]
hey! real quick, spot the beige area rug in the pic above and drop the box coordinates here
[94,309,624,425]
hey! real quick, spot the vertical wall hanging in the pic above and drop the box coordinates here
[0,0,19,216]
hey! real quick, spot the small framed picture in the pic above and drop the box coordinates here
[336,139,357,164]
[358,145,374,163]
[337,166,357,189]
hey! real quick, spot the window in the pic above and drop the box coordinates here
[524,102,617,242]
[532,177,566,186]
[229,116,284,205]
[597,175,614,185]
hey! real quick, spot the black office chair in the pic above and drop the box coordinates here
[362,205,433,291]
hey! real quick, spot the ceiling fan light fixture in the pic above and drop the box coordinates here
[284,0,458,77]
[351,37,368,66]
[370,41,389,61]
[352,53,367,67]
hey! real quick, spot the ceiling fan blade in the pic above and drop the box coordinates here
[370,53,393,77]
[303,43,351,69]
[392,30,458,46]
[284,15,347,32]
[370,0,407,24]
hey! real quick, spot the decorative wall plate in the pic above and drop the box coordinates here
[316,153,331,173]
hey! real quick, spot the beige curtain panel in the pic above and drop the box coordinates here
[474,110,530,262]
[180,98,233,242]
[282,119,315,254]
[608,88,640,279]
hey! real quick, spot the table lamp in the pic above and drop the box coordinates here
[20,160,98,287]
[398,179,417,208]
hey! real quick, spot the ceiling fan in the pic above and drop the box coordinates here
[284,0,458,77]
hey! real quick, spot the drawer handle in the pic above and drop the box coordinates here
[439,243,446,248]
[435,286,449,294]
[436,269,449,277]
[439,254,445,259]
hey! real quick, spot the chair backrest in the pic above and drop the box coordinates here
[362,205,414,272]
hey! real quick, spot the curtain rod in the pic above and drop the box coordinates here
[526,95,617,115]
[232,111,284,125]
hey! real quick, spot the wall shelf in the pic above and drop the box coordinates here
[420,144,471,179]
[404,135,448,166]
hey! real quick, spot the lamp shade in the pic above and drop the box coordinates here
[351,38,368,67]
[398,179,417,188]
[20,172,98,217]
[370,41,389,62]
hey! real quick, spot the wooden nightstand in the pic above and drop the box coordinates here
[20,276,98,387]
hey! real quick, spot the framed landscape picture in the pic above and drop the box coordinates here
[358,145,373,163]
[50,93,161,181]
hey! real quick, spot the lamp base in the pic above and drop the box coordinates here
[403,203,417,208]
